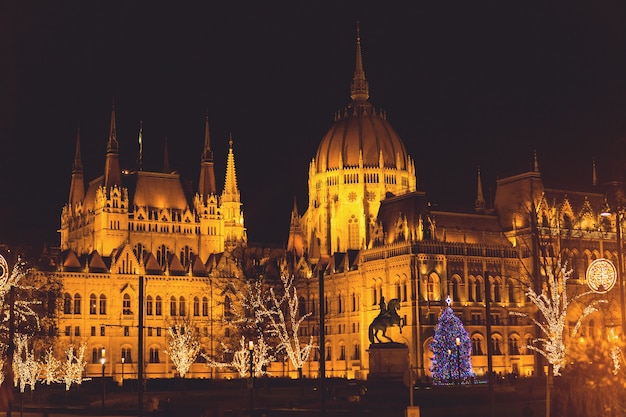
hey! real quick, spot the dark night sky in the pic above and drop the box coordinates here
[3,1,626,254]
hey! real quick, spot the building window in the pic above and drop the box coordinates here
[339,345,346,360]
[325,345,332,361]
[353,344,361,360]
[170,296,177,316]
[100,326,105,336]
[148,327,153,337]
[475,279,483,302]
[91,326,96,336]
[63,293,72,314]
[124,326,130,337]
[149,348,159,363]
[155,296,162,316]
[92,347,105,364]
[472,337,483,355]
[202,297,208,316]
[64,326,71,336]
[193,297,200,316]
[73,293,81,314]
[156,327,162,337]
[99,294,107,315]
[90,294,97,314]
[179,296,186,317]
[123,294,132,315]
[224,296,232,319]
[74,326,80,336]
[146,296,153,315]
[121,347,132,364]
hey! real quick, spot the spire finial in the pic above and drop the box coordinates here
[137,120,143,171]
[475,166,486,212]
[533,150,539,172]
[350,20,370,103]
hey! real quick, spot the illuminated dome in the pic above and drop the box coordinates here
[314,27,408,173]
[315,106,408,172]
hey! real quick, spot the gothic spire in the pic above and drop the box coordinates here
[475,166,486,212]
[198,113,217,197]
[287,195,305,258]
[350,20,370,104]
[222,133,240,200]
[104,100,122,189]
[68,127,85,207]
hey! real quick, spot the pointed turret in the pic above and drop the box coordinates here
[137,120,143,171]
[350,20,370,105]
[68,128,85,207]
[104,101,122,189]
[221,133,246,250]
[475,166,486,212]
[533,149,539,173]
[222,134,239,199]
[287,196,305,258]
[198,113,217,198]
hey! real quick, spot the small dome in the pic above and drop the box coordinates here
[315,106,408,172]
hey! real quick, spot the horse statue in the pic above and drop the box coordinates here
[368,298,404,343]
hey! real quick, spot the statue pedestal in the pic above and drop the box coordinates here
[368,342,408,381]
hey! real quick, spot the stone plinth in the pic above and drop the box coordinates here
[368,342,408,381]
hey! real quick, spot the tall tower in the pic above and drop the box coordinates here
[221,135,247,251]
[303,23,416,260]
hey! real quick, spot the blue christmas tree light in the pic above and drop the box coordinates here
[430,296,475,385]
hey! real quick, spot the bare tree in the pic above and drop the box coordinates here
[164,324,200,378]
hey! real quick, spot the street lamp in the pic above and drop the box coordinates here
[121,356,125,386]
[455,337,461,386]
[101,348,106,414]
[447,349,452,383]
[248,340,254,416]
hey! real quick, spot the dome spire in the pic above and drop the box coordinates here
[350,20,370,103]
[104,98,121,189]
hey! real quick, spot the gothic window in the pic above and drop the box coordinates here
[508,336,520,355]
[179,296,186,316]
[121,347,132,363]
[73,293,81,315]
[90,294,97,314]
[508,280,517,304]
[338,294,343,313]
[451,276,460,302]
[170,296,177,316]
[493,279,502,303]
[149,347,160,363]
[352,292,357,311]
[146,296,153,315]
[471,336,483,355]
[123,294,132,315]
[353,343,361,360]
[155,296,162,316]
[339,344,346,360]
[202,297,209,316]
[468,278,475,302]
[348,215,360,249]
[156,245,170,267]
[193,297,200,316]
[491,336,502,355]
[475,278,483,302]
[180,246,192,268]
[92,347,105,364]
[427,273,440,301]
[298,296,306,317]
[325,345,332,361]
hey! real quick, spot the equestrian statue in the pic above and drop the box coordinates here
[368,297,404,344]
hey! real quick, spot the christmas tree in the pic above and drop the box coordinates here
[430,296,475,385]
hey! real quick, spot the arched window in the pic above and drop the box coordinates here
[451,276,460,302]
[99,294,107,314]
[508,280,517,304]
[179,296,186,316]
[63,293,72,314]
[155,296,162,316]
[122,294,132,315]
[92,347,105,364]
[508,335,520,355]
[325,345,332,361]
[352,293,357,311]
[170,296,177,316]
[121,347,132,363]
[202,297,208,316]
[475,278,483,302]
[491,336,502,355]
[90,294,97,314]
[146,296,153,316]
[338,294,343,313]
[493,279,502,302]
[73,293,81,315]
[468,278,475,302]
[427,273,440,301]
[298,296,306,317]
[471,336,483,355]
[193,297,200,316]
[149,347,160,363]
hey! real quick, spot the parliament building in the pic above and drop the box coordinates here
[42,27,620,383]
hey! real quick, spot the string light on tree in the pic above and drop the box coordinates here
[430,296,475,385]
[164,324,200,378]
[60,343,89,391]
[510,263,607,376]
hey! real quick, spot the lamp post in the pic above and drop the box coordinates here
[121,357,125,386]
[455,337,461,386]
[101,348,106,415]
[248,341,254,417]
